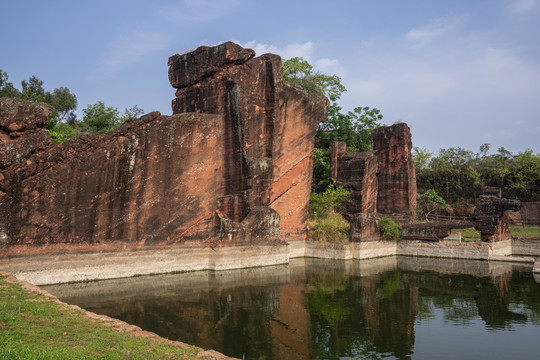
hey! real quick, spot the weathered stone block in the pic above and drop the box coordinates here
[372,123,417,215]
[350,213,381,242]
[330,141,378,214]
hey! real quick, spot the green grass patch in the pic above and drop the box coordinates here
[308,211,350,244]
[377,216,403,240]
[0,274,201,359]
[451,227,481,242]
[509,224,540,239]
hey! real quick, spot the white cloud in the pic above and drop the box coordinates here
[508,0,537,13]
[405,16,465,48]
[238,40,315,60]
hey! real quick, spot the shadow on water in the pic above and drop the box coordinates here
[43,257,540,360]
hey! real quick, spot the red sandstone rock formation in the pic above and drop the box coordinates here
[329,141,378,214]
[0,42,328,252]
[372,123,417,215]
[473,187,520,242]
[169,42,328,240]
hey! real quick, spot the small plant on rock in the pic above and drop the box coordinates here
[308,184,351,243]
[377,216,403,240]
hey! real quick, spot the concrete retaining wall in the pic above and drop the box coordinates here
[1,238,537,285]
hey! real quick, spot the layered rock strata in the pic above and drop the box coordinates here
[0,42,328,252]
[329,141,378,214]
[372,123,417,215]
[169,42,328,240]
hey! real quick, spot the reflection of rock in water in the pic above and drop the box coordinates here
[41,257,540,360]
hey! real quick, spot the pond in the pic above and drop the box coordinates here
[42,257,540,360]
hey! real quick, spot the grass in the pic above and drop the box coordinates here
[451,225,540,241]
[509,224,540,239]
[451,227,481,242]
[0,274,202,360]
[308,211,350,244]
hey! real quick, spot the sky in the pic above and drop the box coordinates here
[1,0,539,154]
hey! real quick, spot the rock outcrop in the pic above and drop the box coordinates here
[169,42,328,240]
[372,123,417,215]
[473,187,520,242]
[0,42,328,253]
[329,141,378,214]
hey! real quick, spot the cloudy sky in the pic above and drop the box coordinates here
[2,0,539,154]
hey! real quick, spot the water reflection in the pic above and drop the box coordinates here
[43,257,540,360]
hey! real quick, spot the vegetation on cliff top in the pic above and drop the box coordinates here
[0,274,202,359]
[283,57,383,184]
[414,145,540,203]
[0,69,143,143]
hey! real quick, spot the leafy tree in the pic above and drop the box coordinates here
[417,189,449,221]
[282,57,345,101]
[49,86,77,122]
[317,105,383,152]
[81,101,122,134]
[283,58,383,184]
[413,146,433,172]
[0,69,20,97]
[21,75,46,98]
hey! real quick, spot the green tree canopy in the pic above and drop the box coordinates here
[282,57,346,101]
[282,58,383,184]
[81,101,122,134]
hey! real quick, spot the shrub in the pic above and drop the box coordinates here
[417,189,449,221]
[377,216,403,240]
[309,184,350,219]
[308,211,350,244]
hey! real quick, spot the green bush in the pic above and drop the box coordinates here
[377,216,403,240]
[309,184,350,219]
[308,211,350,244]
[48,122,78,144]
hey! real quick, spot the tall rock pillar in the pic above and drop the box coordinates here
[372,123,417,215]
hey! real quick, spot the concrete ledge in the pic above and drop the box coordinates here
[534,259,540,274]
[0,244,289,285]
[1,238,538,285]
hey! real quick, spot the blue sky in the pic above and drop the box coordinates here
[2,0,539,154]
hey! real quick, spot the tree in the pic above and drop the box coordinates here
[121,105,144,121]
[282,58,383,184]
[20,75,46,101]
[413,146,433,172]
[81,101,121,134]
[417,189,449,221]
[49,86,77,122]
[282,57,345,101]
[0,69,20,97]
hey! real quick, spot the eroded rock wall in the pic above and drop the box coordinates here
[0,42,327,252]
[329,141,378,215]
[169,42,328,240]
[372,123,417,215]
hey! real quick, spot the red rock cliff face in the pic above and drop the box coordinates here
[169,42,328,240]
[0,42,327,251]
[372,123,417,215]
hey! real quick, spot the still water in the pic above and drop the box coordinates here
[43,257,540,360]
